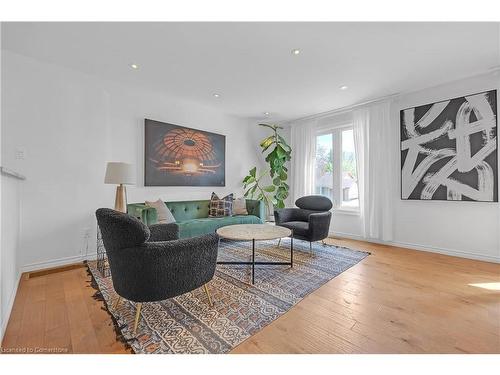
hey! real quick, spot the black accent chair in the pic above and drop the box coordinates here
[274,195,332,252]
[95,208,219,335]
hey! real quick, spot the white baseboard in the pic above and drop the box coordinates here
[20,253,97,274]
[1,271,21,343]
[20,233,500,275]
[330,231,500,264]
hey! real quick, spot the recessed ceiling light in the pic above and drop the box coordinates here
[130,64,139,69]
[291,49,301,55]
[213,93,220,98]
[340,85,348,90]
[264,112,270,116]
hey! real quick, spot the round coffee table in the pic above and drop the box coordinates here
[216,224,293,284]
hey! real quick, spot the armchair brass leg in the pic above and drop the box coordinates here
[133,303,142,335]
[277,238,281,247]
[113,296,122,310]
[203,283,213,307]
[322,240,327,246]
[309,242,313,254]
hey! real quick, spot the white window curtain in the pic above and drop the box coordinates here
[353,101,395,241]
[290,119,317,204]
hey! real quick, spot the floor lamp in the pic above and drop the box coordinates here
[104,162,135,213]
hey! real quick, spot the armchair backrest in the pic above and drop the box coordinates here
[295,195,333,212]
[96,207,219,303]
[96,208,150,251]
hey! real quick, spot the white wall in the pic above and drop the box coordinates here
[1,50,263,271]
[1,49,498,288]
[0,175,22,339]
[1,20,3,341]
[392,72,500,262]
[326,72,500,263]
[0,22,3,340]
[1,24,23,342]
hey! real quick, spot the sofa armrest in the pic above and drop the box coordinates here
[246,199,266,222]
[148,223,179,242]
[127,203,158,226]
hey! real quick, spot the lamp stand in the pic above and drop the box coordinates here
[114,184,127,213]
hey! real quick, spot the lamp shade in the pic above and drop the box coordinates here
[104,162,135,185]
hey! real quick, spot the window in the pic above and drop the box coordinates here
[315,133,334,199]
[341,129,358,208]
[315,126,359,210]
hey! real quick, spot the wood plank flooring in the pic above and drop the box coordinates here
[2,238,499,354]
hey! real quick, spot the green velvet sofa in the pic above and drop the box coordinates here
[127,199,266,239]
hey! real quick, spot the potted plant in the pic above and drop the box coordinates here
[242,124,291,219]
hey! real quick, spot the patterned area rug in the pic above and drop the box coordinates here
[87,238,369,354]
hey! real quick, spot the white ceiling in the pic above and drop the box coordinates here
[2,22,499,122]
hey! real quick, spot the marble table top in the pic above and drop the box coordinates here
[216,224,291,241]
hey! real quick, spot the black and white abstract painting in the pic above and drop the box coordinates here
[400,90,498,202]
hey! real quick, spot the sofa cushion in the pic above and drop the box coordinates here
[128,199,266,228]
[178,215,261,238]
[209,192,234,217]
[232,197,248,215]
[165,200,210,222]
[145,198,176,224]
[280,221,309,237]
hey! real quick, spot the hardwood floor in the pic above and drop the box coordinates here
[2,238,499,354]
[2,266,129,354]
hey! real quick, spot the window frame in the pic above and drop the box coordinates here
[315,123,360,214]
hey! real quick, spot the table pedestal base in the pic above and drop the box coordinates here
[217,235,293,284]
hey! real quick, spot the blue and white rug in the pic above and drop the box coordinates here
[87,239,369,354]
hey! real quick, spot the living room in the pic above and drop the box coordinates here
[0,0,499,372]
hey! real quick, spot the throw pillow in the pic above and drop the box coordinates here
[209,192,234,217]
[232,197,248,215]
[145,198,176,224]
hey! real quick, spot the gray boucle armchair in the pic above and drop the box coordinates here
[274,195,332,252]
[95,208,219,335]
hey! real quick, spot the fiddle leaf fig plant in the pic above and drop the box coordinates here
[242,167,275,212]
[243,123,291,212]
